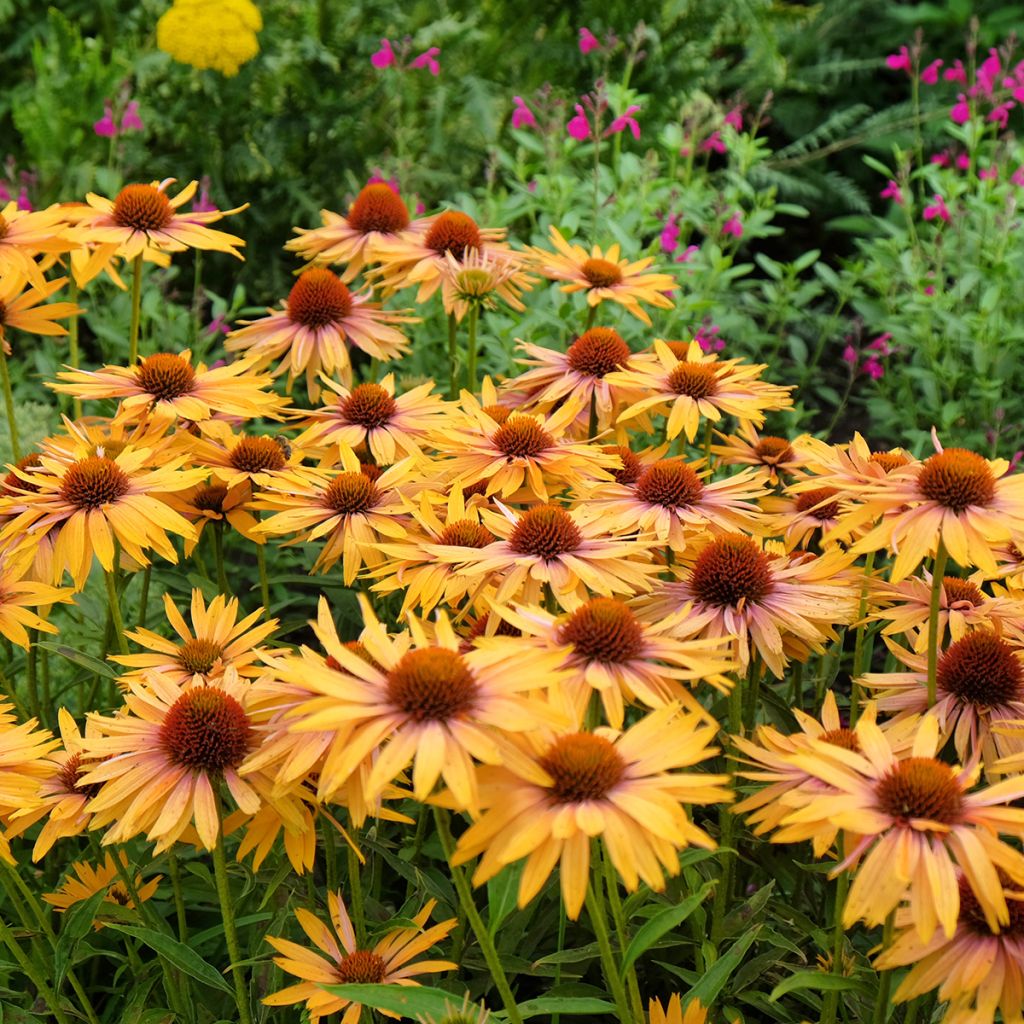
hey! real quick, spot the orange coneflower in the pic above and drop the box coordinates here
[187,421,306,491]
[44,852,160,922]
[529,226,676,325]
[451,705,730,919]
[0,202,77,289]
[797,431,917,493]
[611,340,794,443]
[226,267,414,401]
[48,349,286,425]
[0,272,81,352]
[0,703,60,863]
[649,995,709,1024]
[285,182,428,281]
[710,421,811,486]
[162,479,259,553]
[264,893,456,1024]
[761,484,855,551]
[0,552,74,647]
[439,246,534,321]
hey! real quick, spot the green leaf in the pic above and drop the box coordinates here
[769,970,869,1002]
[322,984,470,1019]
[35,642,117,679]
[621,882,715,976]
[53,887,108,987]
[686,925,761,1007]
[515,997,616,1018]
[487,862,523,935]
[532,942,601,967]
[104,924,234,994]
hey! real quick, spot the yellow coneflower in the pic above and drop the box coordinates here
[44,851,160,922]
[0,202,78,289]
[0,272,81,351]
[649,994,709,1024]
[0,703,60,863]
[0,552,74,647]
[161,478,259,554]
[187,421,306,491]
[710,421,811,486]
[439,246,534,321]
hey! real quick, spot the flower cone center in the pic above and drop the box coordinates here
[581,257,623,288]
[559,598,644,663]
[385,648,478,721]
[492,416,554,459]
[342,383,398,429]
[348,183,410,234]
[336,950,388,984]
[821,728,860,752]
[57,752,103,800]
[193,483,228,513]
[287,269,353,327]
[483,404,512,425]
[60,456,131,509]
[425,212,482,260]
[230,436,286,473]
[135,353,197,401]
[753,436,794,463]
[634,461,704,509]
[438,520,493,548]
[875,757,964,824]
[794,487,840,521]
[177,638,224,675]
[1,453,42,496]
[540,733,626,803]
[937,631,1024,706]
[112,184,174,231]
[668,362,719,398]
[324,472,381,514]
[604,445,642,485]
[918,449,996,512]
[690,535,774,608]
[959,876,1024,936]
[510,505,582,559]
[870,451,910,472]
[943,577,984,607]
[566,328,631,377]
[160,688,253,774]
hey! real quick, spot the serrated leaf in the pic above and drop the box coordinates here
[621,881,715,976]
[104,924,233,994]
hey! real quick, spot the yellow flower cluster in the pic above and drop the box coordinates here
[156,0,262,77]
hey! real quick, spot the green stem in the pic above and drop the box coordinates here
[347,841,366,948]
[104,569,130,656]
[588,392,598,440]
[433,807,524,1024]
[255,541,270,610]
[903,997,921,1024]
[871,911,897,1024]
[167,850,188,943]
[190,251,204,348]
[25,628,39,718]
[703,420,713,470]
[213,802,253,1024]
[849,551,876,726]
[584,304,597,332]
[447,312,459,400]
[67,277,82,420]
[821,837,848,1024]
[322,814,339,896]
[926,542,949,708]
[128,253,143,365]
[137,564,151,629]
[602,847,644,1023]
[0,910,71,1024]
[213,522,229,594]
[0,342,20,461]
[711,680,743,944]
[584,871,635,1024]
[465,304,480,395]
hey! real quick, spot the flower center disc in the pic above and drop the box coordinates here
[230,436,286,473]
[336,950,388,984]
[958,876,1024,937]
[510,504,582,560]
[160,687,253,774]
[112,184,174,232]
[581,258,623,289]
[287,269,353,327]
[57,752,102,799]
[323,472,381,514]
[634,461,704,509]
[604,445,643,485]
[870,451,910,473]
[425,212,482,260]
[753,436,794,464]
[566,328,631,377]
[464,613,522,643]
[558,597,644,663]
[821,728,860,752]
[342,383,398,429]
[937,631,1024,706]
[944,577,984,607]
[385,648,478,721]
[492,416,554,459]
[668,362,719,398]
[177,638,224,675]
[1,452,42,496]
[135,353,197,401]
[918,449,996,512]
[0,215,7,239]
[690,535,774,608]
[875,757,964,824]
[540,733,627,803]
[347,183,410,234]
[60,456,131,509]
[794,488,841,521]
[193,483,228,513]
[483,404,512,425]
[438,520,493,548]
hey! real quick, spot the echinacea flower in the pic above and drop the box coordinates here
[710,422,810,486]
[226,267,414,401]
[650,995,709,1024]
[188,421,305,492]
[0,272,81,352]
[439,247,534,321]
[530,227,675,325]
[451,704,730,919]
[0,202,77,289]
[0,552,74,648]
[43,852,160,922]
[264,893,456,1023]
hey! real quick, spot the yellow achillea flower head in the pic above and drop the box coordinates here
[157,0,262,77]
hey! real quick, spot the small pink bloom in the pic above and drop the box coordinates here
[723,107,743,130]
[606,105,641,140]
[920,59,943,85]
[1011,166,1024,187]
[511,95,537,130]
[205,314,230,337]
[192,184,217,213]
[931,150,951,167]
[842,344,858,365]
[695,324,723,352]
[956,153,971,170]
[367,172,401,193]
[862,357,884,380]
[880,179,903,205]
[989,100,1015,130]
[679,145,692,158]
[410,47,440,75]
[93,101,117,138]
[120,100,143,133]
[1011,450,1024,472]
[951,94,971,124]
[677,245,699,264]
[979,166,998,180]
[721,213,743,238]
[567,104,591,140]
[0,184,8,203]
[924,285,936,296]
[371,39,396,69]
[978,50,1001,95]
[923,194,950,223]
[15,187,31,212]
[886,46,911,73]
[701,130,726,153]
[527,180,538,193]
[660,214,680,255]
[944,60,967,83]
[868,332,892,355]
[415,199,426,215]
[578,27,600,54]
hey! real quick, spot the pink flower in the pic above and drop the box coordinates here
[989,101,1015,130]
[950,94,971,124]
[93,101,117,138]
[931,150,951,167]
[511,96,537,130]
[15,187,31,211]
[944,60,967,83]
[120,100,143,133]
[924,285,936,296]
[660,214,680,255]
[695,324,723,352]
[0,184,8,203]
[578,27,600,54]
[886,46,911,73]
[606,105,641,140]
[721,213,743,238]
[979,166,998,180]
[723,107,743,130]
[923,194,950,223]
[842,344,858,365]
[192,183,217,214]
[527,180,538,193]
[880,179,903,204]
[410,47,441,75]
[701,130,726,153]
[415,199,426,215]
[956,153,970,170]
[367,172,401,193]
[567,104,591,140]
[1011,166,1024,187]
[978,49,1001,95]
[205,314,230,337]
[862,356,885,380]
[371,39,396,69]
[1010,450,1024,472]
[868,332,892,356]
[920,59,943,85]
[677,245,699,264]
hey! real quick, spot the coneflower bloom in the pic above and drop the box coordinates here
[254,449,415,582]
[777,715,1024,942]
[0,272,81,351]
[296,375,450,465]
[226,267,414,401]
[451,705,730,919]
[161,478,259,553]
[110,589,281,687]
[797,431,916,492]
[187,422,305,491]
[223,795,320,875]
[0,553,74,647]
[68,178,246,263]
[49,349,286,425]
[0,444,206,589]
[264,893,456,1024]
[0,703,60,863]
[0,201,77,288]
[529,227,676,325]
[44,852,160,921]
[761,485,854,550]
[274,600,568,810]
[611,340,794,443]
[633,536,860,677]
[439,247,534,321]
[285,182,427,281]
[650,995,709,1024]
[875,878,1024,1024]
[710,421,811,486]
[452,501,662,611]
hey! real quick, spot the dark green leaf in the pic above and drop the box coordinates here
[769,970,870,1002]
[322,984,470,1019]
[621,882,714,975]
[686,925,761,1007]
[104,924,234,994]
[515,997,616,1019]
[35,642,117,679]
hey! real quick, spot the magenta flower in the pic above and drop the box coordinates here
[677,244,699,264]
[606,105,641,140]
[862,356,885,380]
[660,214,680,255]
[944,60,967,83]
[920,59,943,85]
[410,47,440,75]
[842,344,858,366]
[931,150,951,167]
[979,166,998,180]
[723,107,743,130]
[978,49,1001,95]
[1012,166,1024,187]
[885,46,911,73]
[205,314,231,337]
[578,27,600,54]
[924,285,936,296]
[511,95,537,130]
[950,93,971,124]
[695,323,724,352]
[868,332,892,356]
[923,195,950,223]
[368,171,400,192]
[191,185,217,214]
[701,130,726,153]
[721,213,743,238]
[989,100,1015,130]
[880,179,903,205]
[371,39,396,69]
[120,100,143,133]
[93,101,117,138]
[567,104,591,140]
[955,153,970,170]
[15,187,31,211]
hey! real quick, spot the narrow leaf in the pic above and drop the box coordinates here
[621,882,714,976]
[323,984,471,1020]
[769,971,869,1002]
[104,924,233,994]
